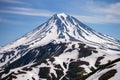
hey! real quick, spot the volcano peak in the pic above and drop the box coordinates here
[57,13,68,17]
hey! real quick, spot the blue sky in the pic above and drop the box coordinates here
[0,0,120,46]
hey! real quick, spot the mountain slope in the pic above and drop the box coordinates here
[0,13,120,80]
[0,13,119,53]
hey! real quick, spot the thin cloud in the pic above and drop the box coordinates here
[0,1,120,24]
[98,2,120,16]
[1,6,120,24]
[0,18,8,23]
[79,1,120,24]
[0,0,27,4]
[0,7,55,17]
[88,1,120,16]
[73,15,120,24]
[0,18,23,24]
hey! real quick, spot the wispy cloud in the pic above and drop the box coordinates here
[75,0,120,24]
[73,15,120,24]
[0,17,15,24]
[0,17,23,24]
[0,0,26,4]
[98,2,120,16]
[88,1,120,16]
[0,1,120,24]
[0,7,55,17]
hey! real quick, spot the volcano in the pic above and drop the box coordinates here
[0,13,120,80]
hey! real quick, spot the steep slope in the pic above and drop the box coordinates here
[0,13,119,53]
[0,13,120,80]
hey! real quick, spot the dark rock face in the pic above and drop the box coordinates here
[78,43,98,58]
[39,67,50,79]
[95,56,104,67]
[66,63,86,79]
[99,69,117,80]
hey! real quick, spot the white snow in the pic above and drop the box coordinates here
[57,13,68,19]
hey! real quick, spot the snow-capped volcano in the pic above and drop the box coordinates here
[0,13,119,53]
[0,13,120,80]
